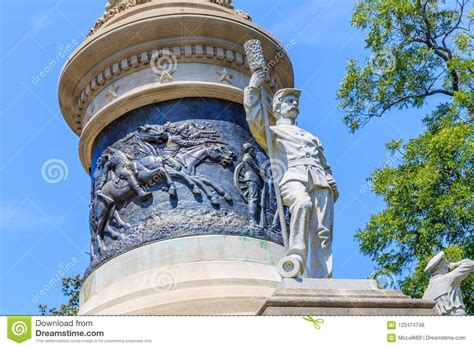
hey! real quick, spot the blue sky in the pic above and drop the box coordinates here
[0,0,446,315]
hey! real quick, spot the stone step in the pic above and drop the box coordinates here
[258,278,438,316]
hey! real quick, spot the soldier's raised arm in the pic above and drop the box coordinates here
[244,70,268,152]
[448,259,474,286]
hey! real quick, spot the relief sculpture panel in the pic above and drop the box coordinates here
[87,99,285,275]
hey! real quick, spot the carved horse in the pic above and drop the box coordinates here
[124,125,235,204]
[176,142,236,176]
[92,126,176,255]
[173,142,236,204]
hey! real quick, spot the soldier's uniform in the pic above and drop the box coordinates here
[244,86,338,278]
[241,145,264,225]
[161,134,204,171]
[423,253,474,316]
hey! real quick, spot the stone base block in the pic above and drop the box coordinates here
[79,235,285,315]
[258,278,438,316]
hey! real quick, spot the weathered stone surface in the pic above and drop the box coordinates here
[278,278,378,290]
[80,235,285,315]
[258,279,438,316]
[423,251,474,316]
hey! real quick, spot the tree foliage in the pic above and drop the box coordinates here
[338,0,473,132]
[39,275,82,316]
[354,104,473,312]
[338,0,474,314]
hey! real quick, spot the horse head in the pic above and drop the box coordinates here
[207,143,236,168]
[137,124,169,144]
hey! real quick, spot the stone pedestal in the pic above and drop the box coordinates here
[79,236,285,315]
[59,0,294,315]
[59,1,436,316]
[257,278,438,316]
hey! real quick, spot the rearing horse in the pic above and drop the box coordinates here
[91,125,177,256]
[176,142,236,176]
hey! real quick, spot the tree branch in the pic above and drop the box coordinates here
[373,89,454,119]
[442,0,467,47]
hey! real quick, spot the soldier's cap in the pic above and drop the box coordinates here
[273,88,302,105]
[243,143,254,152]
[424,251,446,273]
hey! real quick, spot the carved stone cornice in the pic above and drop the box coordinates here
[74,42,279,134]
[88,0,250,37]
[88,0,152,37]
[209,0,233,9]
[59,1,294,156]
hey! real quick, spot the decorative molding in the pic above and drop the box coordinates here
[209,0,233,9]
[158,70,174,82]
[106,86,120,102]
[88,0,152,37]
[216,68,233,84]
[88,0,251,37]
[74,44,278,133]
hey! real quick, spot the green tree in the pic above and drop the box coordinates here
[357,105,473,312]
[338,0,473,313]
[338,0,473,132]
[39,275,82,316]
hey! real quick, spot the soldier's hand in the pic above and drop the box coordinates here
[448,262,460,271]
[332,186,339,202]
[250,69,266,88]
[328,180,339,201]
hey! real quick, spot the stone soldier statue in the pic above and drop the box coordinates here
[244,41,339,279]
[240,143,266,226]
[423,251,474,316]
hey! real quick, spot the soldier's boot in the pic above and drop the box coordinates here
[128,176,152,202]
[248,199,260,227]
[136,187,152,202]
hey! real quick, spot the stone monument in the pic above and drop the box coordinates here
[59,0,438,315]
[244,40,338,279]
[60,0,292,315]
[240,39,437,316]
[423,251,473,316]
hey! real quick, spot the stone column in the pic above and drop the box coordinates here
[59,0,294,315]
